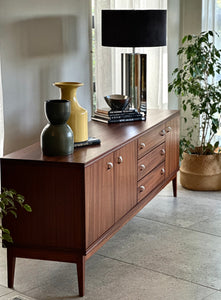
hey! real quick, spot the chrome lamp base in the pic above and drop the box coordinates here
[121,53,147,114]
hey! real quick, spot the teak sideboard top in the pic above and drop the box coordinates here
[1,109,180,297]
[3,109,179,165]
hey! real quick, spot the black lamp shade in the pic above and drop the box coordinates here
[102,10,166,47]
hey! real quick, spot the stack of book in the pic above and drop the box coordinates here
[92,108,145,123]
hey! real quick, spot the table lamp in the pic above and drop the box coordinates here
[102,9,167,113]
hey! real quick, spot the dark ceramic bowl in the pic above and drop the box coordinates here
[104,94,131,111]
[45,99,70,125]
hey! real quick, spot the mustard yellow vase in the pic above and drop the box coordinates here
[53,82,88,143]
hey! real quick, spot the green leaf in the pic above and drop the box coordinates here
[9,210,17,218]
[182,35,187,44]
[188,34,193,41]
[24,204,32,212]
[214,141,219,149]
[2,233,13,243]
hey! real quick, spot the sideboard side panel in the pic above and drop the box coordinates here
[165,115,180,178]
[1,160,85,250]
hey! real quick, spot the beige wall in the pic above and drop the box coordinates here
[168,0,202,140]
[168,0,180,110]
[180,0,202,37]
[180,0,202,140]
[0,0,92,154]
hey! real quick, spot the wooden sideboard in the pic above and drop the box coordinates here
[1,109,180,297]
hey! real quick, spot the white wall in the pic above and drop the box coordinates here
[0,0,92,154]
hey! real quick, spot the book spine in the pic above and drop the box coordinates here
[91,117,108,123]
[108,116,145,123]
[94,113,109,120]
[108,109,138,116]
[109,113,143,120]
[94,112,143,120]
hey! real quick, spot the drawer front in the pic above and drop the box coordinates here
[137,162,165,202]
[138,143,165,181]
[138,123,166,158]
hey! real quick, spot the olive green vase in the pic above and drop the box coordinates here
[40,99,74,156]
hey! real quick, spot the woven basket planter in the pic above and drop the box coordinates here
[180,152,221,191]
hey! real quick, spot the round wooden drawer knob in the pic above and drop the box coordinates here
[160,149,166,155]
[139,185,145,192]
[118,156,123,164]
[107,162,113,169]
[160,129,166,136]
[140,142,146,150]
[166,126,172,133]
[161,168,165,175]
[140,164,146,171]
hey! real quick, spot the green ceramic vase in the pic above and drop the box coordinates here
[40,99,74,156]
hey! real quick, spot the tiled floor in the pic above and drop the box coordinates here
[1,174,221,299]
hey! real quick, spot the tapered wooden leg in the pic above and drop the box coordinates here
[7,248,16,288]
[77,256,85,297]
[172,175,177,197]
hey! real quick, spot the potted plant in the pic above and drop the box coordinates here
[169,31,221,190]
[0,188,31,243]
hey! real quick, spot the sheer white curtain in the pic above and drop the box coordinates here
[0,59,4,157]
[202,0,221,141]
[202,0,215,31]
[202,0,221,47]
[94,0,168,111]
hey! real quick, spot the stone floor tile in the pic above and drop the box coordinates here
[0,285,12,297]
[14,259,78,294]
[202,291,221,299]
[137,193,221,232]
[188,214,221,236]
[0,291,35,299]
[159,177,221,201]
[0,247,7,287]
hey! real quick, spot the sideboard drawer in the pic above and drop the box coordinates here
[137,162,165,202]
[138,143,166,181]
[138,123,166,158]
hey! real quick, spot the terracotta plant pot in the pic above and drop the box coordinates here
[180,152,221,190]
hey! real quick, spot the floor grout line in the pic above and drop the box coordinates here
[96,253,220,293]
[135,215,221,238]
[0,291,18,299]
[157,193,221,202]
[201,290,221,300]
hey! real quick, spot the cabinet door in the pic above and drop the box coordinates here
[114,141,137,221]
[85,153,114,248]
[165,116,180,178]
